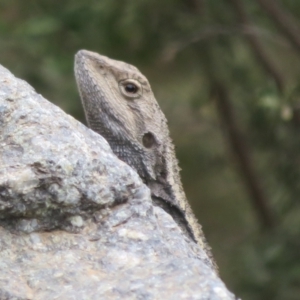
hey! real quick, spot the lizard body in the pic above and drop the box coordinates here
[74,50,216,268]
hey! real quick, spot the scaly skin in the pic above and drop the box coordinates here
[74,50,217,269]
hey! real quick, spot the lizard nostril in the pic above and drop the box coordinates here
[142,132,155,148]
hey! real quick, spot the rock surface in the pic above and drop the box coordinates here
[0,64,236,299]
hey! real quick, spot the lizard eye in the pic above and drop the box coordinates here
[119,79,142,99]
[125,83,138,93]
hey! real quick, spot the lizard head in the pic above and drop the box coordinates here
[74,50,173,182]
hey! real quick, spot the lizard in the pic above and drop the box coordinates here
[74,49,217,269]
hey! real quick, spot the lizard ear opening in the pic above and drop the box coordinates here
[142,132,155,148]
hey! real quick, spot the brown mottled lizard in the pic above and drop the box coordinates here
[74,50,216,269]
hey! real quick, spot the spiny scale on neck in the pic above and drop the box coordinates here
[74,50,216,269]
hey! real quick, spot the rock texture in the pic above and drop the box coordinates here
[0,64,236,299]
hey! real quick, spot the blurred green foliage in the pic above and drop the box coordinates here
[1,1,300,299]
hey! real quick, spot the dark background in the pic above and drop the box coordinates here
[1,1,300,299]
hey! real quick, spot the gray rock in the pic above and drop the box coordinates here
[0,64,236,299]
